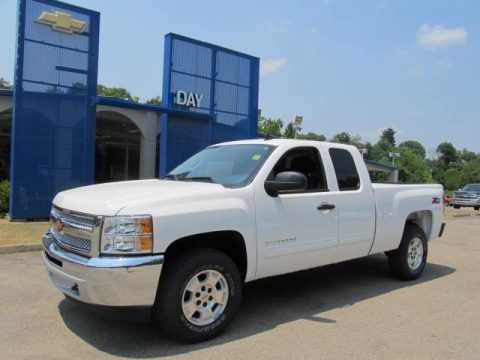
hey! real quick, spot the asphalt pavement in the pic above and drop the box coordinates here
[0,217,479,359]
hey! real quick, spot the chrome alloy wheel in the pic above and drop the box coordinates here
[181,269,229,326]
[407,237,424,271]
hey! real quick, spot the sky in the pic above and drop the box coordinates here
[1,0,479,154]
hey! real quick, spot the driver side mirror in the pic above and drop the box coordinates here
[264,171,308,197]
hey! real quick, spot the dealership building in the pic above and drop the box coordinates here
[0,0,398,220]
[1,0,260,219]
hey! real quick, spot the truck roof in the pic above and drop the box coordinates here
[213,138,357,151]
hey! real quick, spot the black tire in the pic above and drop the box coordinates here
[152,248,242,342]
[386,224,428,280]
[474,206,479,211]
[453,205,460,209]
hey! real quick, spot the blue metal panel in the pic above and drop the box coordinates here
[10,0,99,218]
[160,34,260,176]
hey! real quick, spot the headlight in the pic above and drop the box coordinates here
[100,215,153,254]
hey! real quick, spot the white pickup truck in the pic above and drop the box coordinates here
[43,139,446,342]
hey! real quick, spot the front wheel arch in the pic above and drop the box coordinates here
[162,230,248,281]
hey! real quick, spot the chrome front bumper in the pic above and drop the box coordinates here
[42,232,164,307]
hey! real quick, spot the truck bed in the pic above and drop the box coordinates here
[370,183,444,254]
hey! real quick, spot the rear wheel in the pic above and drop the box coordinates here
[152,248,242,342]
[453,205,460,209]
[387,224,428,280]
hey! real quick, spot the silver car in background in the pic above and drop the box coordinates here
[452,184,480,210]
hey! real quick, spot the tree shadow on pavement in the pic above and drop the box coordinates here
[58,254,455,358]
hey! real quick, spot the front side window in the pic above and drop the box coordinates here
[269,147,328,191]
[166,144,275,187]
[329,148,360,191]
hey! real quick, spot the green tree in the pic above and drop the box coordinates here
[443,168,461,190]
[366,141,390,163]
[0,180,9,217]
[431,167,445,187]
[258,117,283,137]
[396,147,433,183]
[380,127,396,147]
[0,78,13,90]
[349,135,364,149]
[399,140,426,159]
[146,96,162,105]
[330,132,351,144]
[460,156,480,185]
[436,142,457,170]
[297,132,326,141]
[283,122,296,139]
[97,84,139,102]
[458,149,476,163]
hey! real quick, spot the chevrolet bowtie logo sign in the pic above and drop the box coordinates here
[37,11,87,34]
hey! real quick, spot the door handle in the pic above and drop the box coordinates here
[317,203,335,211]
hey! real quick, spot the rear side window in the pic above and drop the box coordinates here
[329,148,360,191]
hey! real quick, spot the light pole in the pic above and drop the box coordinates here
[389,151,400,166]
[293,115,303,139]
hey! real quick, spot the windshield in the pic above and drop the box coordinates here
[165,144,275,187]
[462,184,480,192]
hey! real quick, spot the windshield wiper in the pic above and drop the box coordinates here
[163,172,189,181]
[163,174,180,180]
[182,176,215,183]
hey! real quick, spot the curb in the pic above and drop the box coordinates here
[0,244,42,254]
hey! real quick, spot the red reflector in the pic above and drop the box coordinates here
[432,197,441,204]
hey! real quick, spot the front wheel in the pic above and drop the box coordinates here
[453,205,460,209]
[474,206,479,211]
[152,248,242,342]
[386,224,428,280]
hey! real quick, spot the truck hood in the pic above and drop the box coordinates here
[53,179,226,216]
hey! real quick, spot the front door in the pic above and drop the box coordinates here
[255,146,339,279]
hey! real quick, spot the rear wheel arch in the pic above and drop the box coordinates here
[405,210,433,240]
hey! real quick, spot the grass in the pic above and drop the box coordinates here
[0,219,49,247]
[444,206,480,218]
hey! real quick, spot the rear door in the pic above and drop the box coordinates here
[325,147,376,262]
[254,145,339,279]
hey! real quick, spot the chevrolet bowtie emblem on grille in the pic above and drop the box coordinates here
[55,219,64,232]
[37,11,87,34]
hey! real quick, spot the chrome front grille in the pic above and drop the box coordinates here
[457,195,475,199]
[55,211,96,230]
[50,206,101,256]
[51,227,91,252]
